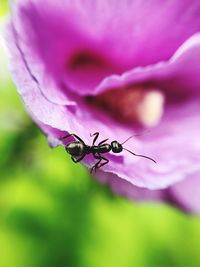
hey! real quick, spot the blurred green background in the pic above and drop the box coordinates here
[1,2,200,267]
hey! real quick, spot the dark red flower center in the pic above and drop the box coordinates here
[87,86,165,127]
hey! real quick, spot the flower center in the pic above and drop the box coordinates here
[87,86,165,127]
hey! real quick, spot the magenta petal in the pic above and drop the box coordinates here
[10,0,200,96]
[6,20,136,146]
[92,97,200,190]
[96,171,166,202]
[6,20,200,190]
[94,33,200,96]
[60,0,200,66]
[97,171,200,214]
[169,172,200,214]
[5,0,200,194]
[11,0,124,97]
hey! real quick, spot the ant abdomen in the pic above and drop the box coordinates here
[66,142,85,157]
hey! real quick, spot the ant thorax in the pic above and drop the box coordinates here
[92,144,111,154]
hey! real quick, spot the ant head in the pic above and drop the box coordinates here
[111,141,123,153]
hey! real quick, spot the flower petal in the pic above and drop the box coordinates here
[96,171,166,202]
[95,98,200,190]
[6,0,200,191]
[6,20,137,147]
[97,170,200,214]
[6,19,200,190]
[11,0,200,96]
[94,33,200,96]
[169,172,200,214]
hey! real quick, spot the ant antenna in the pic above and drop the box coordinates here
[121,135,135,145]
[121,130,150,145]
[123,148,156,163]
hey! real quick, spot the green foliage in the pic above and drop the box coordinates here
[1,4,200,267]
[0,0,9,17]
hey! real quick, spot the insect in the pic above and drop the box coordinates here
[60,132,156,173]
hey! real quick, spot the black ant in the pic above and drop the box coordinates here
[60,132,156,173]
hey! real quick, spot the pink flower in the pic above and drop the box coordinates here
[5,0,200,213]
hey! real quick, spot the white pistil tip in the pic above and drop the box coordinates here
[138,90,165,127]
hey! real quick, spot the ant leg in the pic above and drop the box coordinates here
[71,154,86,163]
[60,133,85,144]
[90,152,102,173]
[90,133,109,146]
[98,138,109,146]
[90,132,99,146]
[90,153,109,173]
[90,163,99,174]
[96,155,109,170]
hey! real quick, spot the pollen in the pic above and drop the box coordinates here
[138,90,165,127]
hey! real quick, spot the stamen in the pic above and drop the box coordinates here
[138,90,165,127]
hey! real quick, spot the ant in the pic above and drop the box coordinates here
[60,132,156,173]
